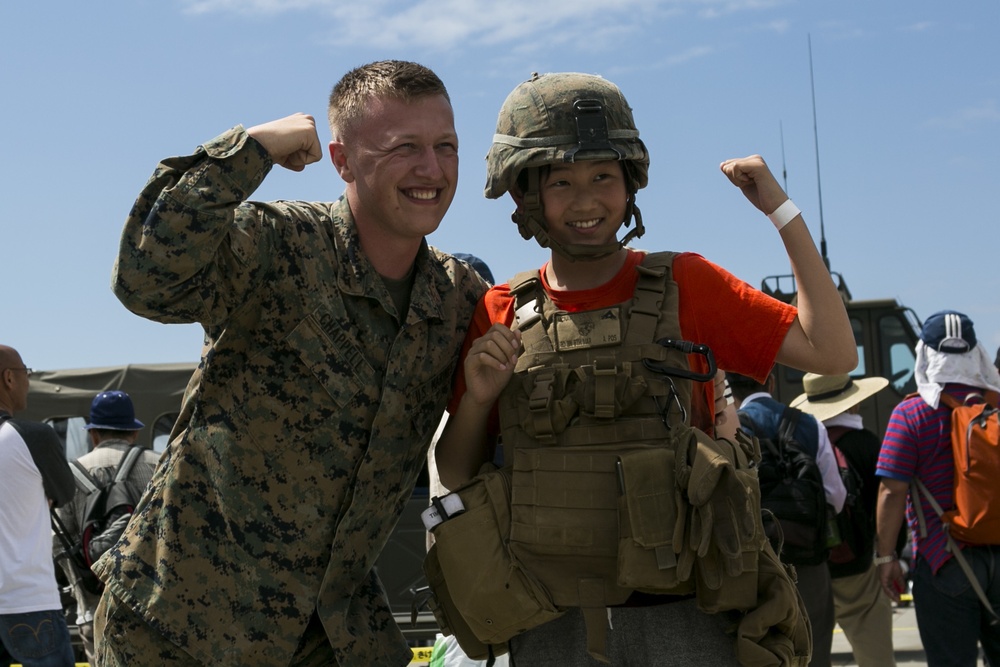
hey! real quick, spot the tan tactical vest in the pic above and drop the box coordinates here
[498,252,709,651]
[426,251,809,666]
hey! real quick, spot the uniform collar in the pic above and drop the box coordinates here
[330,196,447,323]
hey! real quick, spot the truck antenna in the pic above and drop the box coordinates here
[780,120,789,194]
[809,34,830,271]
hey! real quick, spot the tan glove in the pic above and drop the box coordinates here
[734,542,812,667]
[683,434,760,586]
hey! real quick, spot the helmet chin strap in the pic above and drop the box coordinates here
[512,168,645,262]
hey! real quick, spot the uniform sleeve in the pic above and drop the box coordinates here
[112,126,276,327]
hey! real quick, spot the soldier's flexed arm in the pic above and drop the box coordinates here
[113,114,321,327]
[436,323,521,489]
[246,113,323,172]
[720,154,857,376]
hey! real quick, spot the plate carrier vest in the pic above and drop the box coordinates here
[499,252,743,656]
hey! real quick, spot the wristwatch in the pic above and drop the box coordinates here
[873,551,898,566]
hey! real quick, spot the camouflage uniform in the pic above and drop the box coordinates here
[95,127,486,666]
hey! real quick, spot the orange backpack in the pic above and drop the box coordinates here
[940,391,1000,544]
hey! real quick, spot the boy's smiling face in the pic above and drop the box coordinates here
[538,160,627,250]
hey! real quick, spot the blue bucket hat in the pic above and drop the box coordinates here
[85,390,144,431]
[920,310,977,354]
[454,253,495,286]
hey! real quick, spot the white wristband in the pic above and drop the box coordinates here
[767,199,801,231]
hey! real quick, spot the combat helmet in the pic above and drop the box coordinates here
[485,72,649,260]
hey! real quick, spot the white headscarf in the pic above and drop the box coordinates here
[915,339,1000,408]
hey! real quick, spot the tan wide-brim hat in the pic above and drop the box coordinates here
[789,373,890,423]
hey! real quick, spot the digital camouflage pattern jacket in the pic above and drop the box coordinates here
[95,127,485,666]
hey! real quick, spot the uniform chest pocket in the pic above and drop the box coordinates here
[234,313,376,452]
[286,314,376,409]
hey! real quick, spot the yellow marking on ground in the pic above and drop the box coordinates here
[411,645,434,664]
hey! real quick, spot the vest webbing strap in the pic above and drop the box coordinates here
[579,578,609,662]
[515,417,668,448]
[625,257,671,346]
[593,356,616,420]
[510,520,619,551]
[528,368,557,444]
[517,341,686,370]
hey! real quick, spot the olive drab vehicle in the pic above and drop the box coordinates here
[25,363,439,660]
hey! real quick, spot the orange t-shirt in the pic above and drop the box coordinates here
[449,249,796,435]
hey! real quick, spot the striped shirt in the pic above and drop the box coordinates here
[876,383,983,573]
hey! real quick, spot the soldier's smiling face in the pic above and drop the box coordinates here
[340,94,459,243]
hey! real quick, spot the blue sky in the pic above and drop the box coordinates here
[2,0,998,371]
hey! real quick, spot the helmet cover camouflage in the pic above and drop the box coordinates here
[484,72,649,200]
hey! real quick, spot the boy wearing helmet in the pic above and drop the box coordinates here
[434,73,856,666]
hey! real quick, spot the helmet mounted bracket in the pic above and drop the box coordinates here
[563,99,625,163]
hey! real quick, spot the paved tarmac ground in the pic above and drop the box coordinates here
[831,602,922,666]
[831,601,987,667]
[410,601,975,666]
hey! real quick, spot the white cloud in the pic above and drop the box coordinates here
[924,100,1000,130]
[899,21,933,33]
[177,0,781,50]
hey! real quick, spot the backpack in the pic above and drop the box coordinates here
[826,435,871,575]
[937,391,1000,544]
[52,445,145,595]
[742,406,829,566]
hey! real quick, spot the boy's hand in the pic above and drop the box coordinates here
[720,155,789,218]
[464,324,521,407]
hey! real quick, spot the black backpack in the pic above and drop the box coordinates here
[741,406,829,566]
[51,446,144,595]
[826,434,871,575]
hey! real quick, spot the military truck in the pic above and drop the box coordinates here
[25,363,439,656]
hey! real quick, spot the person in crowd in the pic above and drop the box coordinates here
[876,310,1000,667]
[0,344,76,667]
[729,371,847,667]
[435,71,855,666]
[791,372,896,667]
[95,60,487,666]
[53,391,161,666]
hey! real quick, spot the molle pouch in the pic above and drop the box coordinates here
[504,365,581,443]
[575,361,648,422]
[509,446,631,606]
[423,543,499,660]
[615,446,693,595]
[424,467,561,647]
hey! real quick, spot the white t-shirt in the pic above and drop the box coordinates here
[0,420,62,614]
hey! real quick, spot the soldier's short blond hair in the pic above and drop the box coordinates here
[328,60,450,141]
